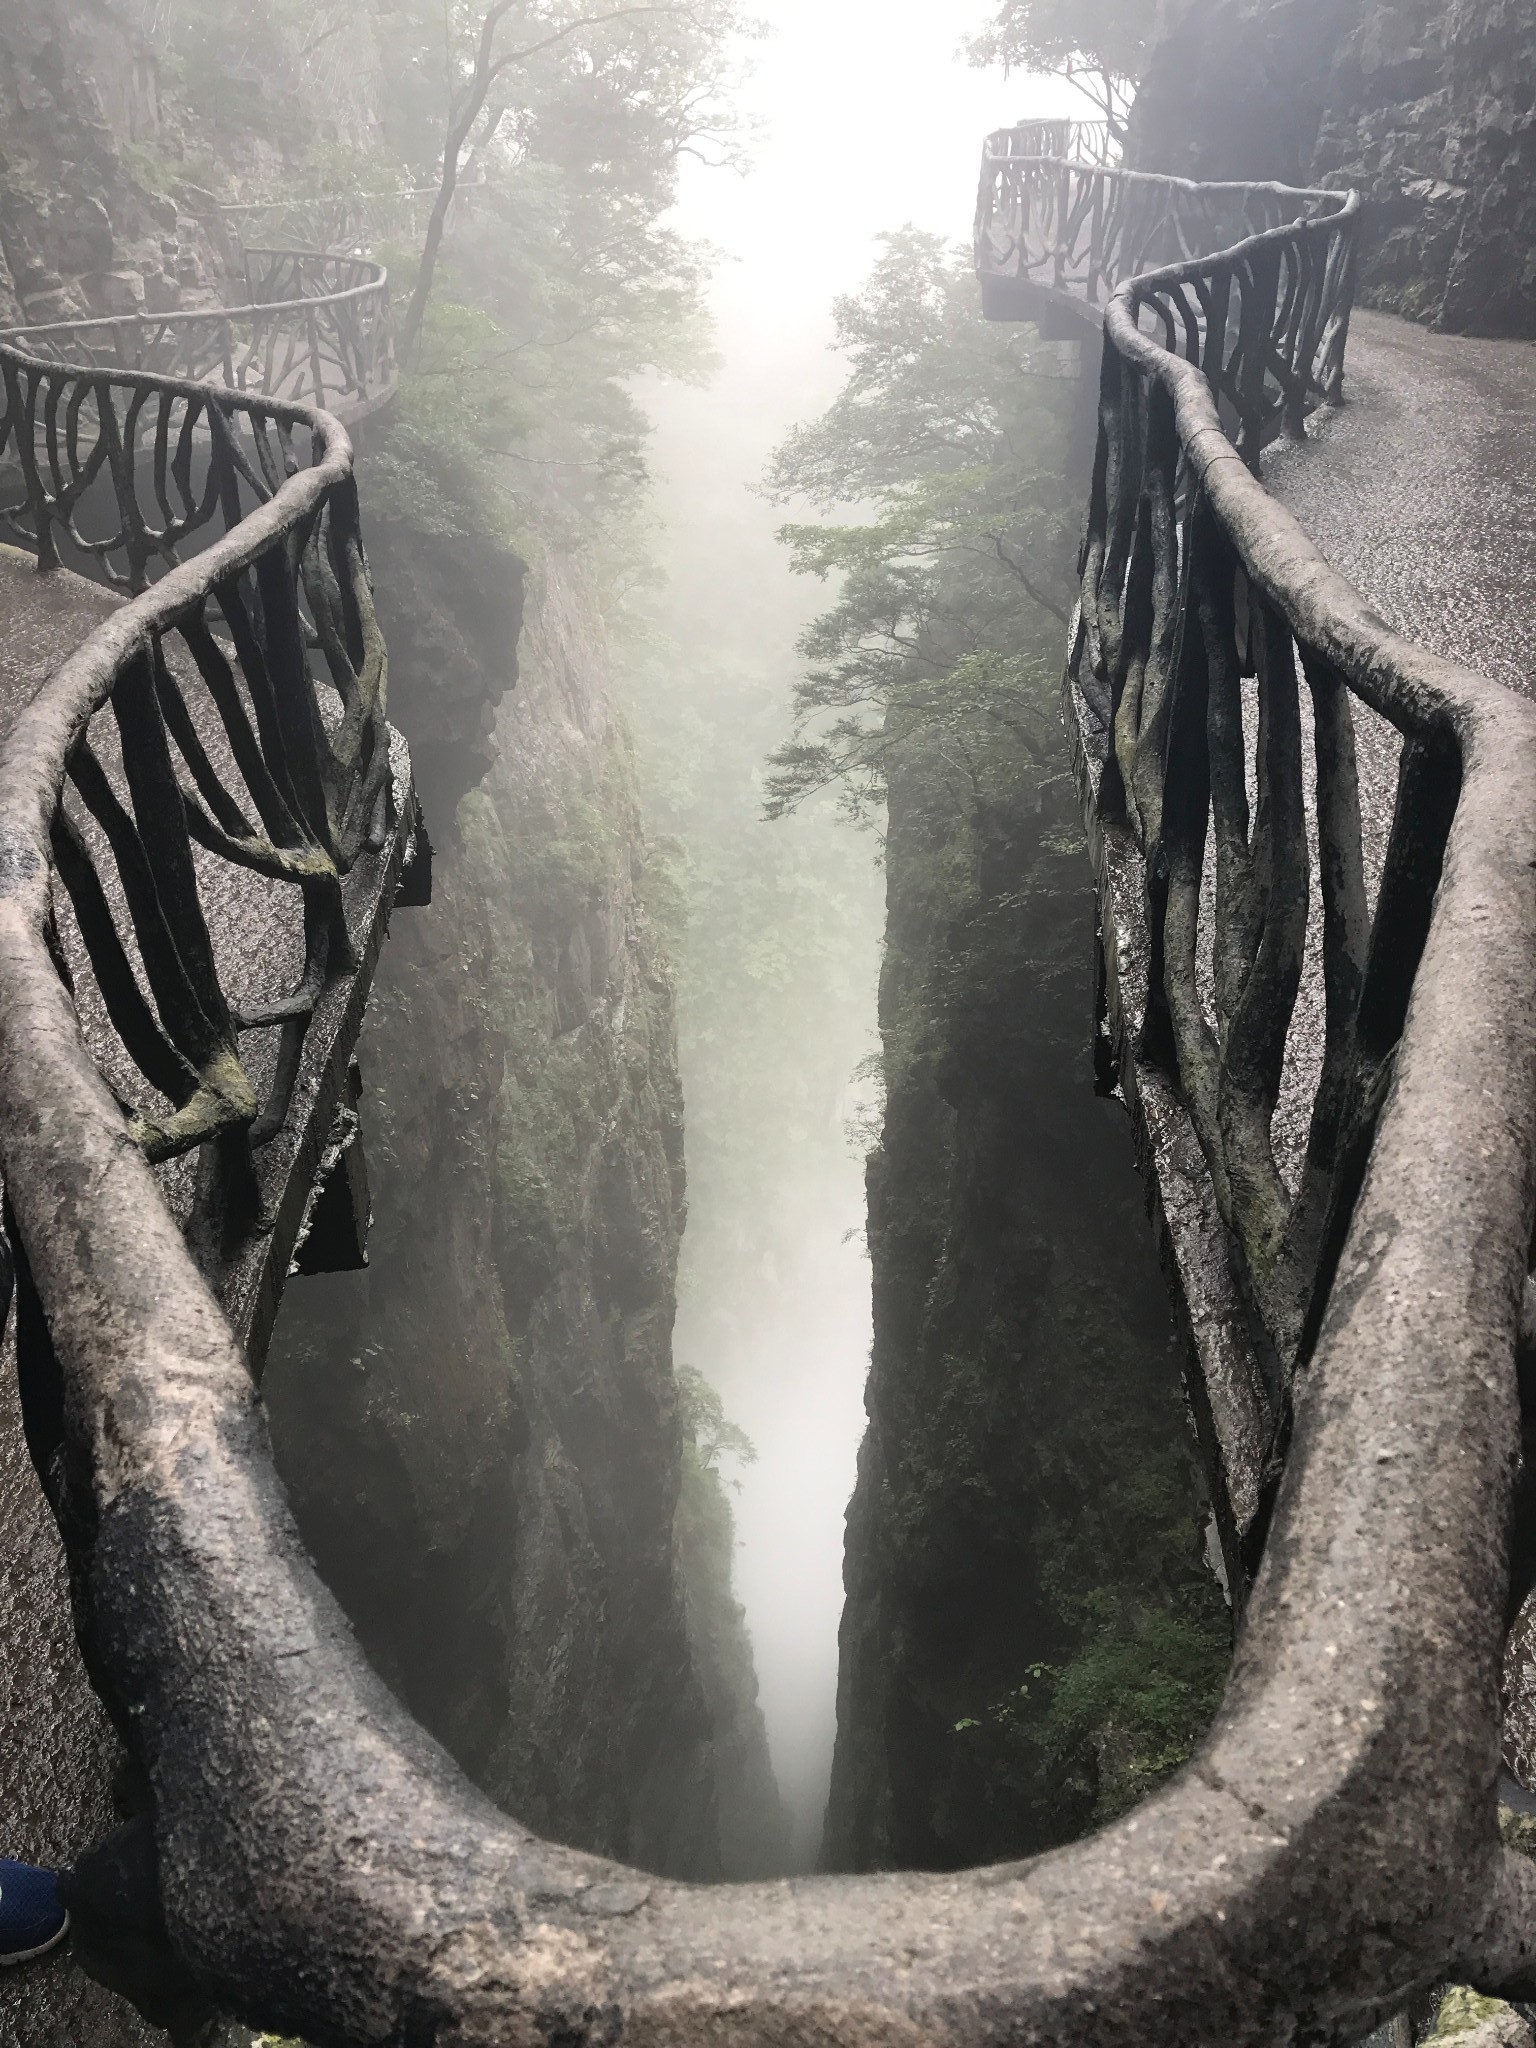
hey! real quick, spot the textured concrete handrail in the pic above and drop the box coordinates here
[975,140,1354,330]
[986,118,1120,166]
[0,248,394,423]
[0,136,1523,2048]
[0,320,410,1243]
[214,183,492,257]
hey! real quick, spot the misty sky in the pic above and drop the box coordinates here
[679,0,1079,351]
[649,3,1074,1864]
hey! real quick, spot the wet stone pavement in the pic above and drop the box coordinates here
[1264,306,1536,703]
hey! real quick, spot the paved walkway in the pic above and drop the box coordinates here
[1244,307,1536,1187]
[0,547,116,735]
[1264,308,1536,703]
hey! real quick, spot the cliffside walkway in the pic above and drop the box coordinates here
[3,139,1536,2048]
[0,234,422,2038]
[0,242,395,423]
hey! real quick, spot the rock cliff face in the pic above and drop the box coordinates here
[824,651,1229,1876]
[1312,0,1536,332]
[265,554,783,1879]
[355,462,529,831]
[0,0,217,327]
[1129,0,1536,335]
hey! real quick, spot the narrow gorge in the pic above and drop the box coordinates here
[265,546,788,1881]
[10,0,1536,2040]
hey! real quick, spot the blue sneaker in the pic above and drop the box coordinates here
[0,1860,68,1964]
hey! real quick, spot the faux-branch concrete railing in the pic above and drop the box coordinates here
[975,136,1359,361]
[0,247,395,425]
[0,331,423,1357]
[979,145,1365,1574]
[0,152,1533,2048]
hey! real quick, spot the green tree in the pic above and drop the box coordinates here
[142,0,745,548]
[966,0,1145,134]
[364,0,745,547]
[677,1365,757,1475]
[764,229,1077,827]
[394,0,743,364]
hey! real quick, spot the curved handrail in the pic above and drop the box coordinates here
[0,143,1525,2048]
[975,146,1357,360]
[215,182,492,257]
[0,248,394,423]
[0,331,409,1312]
[986,117,1120,166]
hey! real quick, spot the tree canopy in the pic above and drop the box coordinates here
[140,0,749,550]
[966,0,1145,129]
[763,229,1078,826]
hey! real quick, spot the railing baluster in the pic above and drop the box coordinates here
[1282,647,1371,1302]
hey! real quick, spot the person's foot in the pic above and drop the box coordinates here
[0,1860,68,1964]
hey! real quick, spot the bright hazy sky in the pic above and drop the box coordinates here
[648,4,1072,1863]
[674,0,1077,355]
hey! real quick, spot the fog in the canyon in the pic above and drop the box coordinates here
[631,1,1077,1866]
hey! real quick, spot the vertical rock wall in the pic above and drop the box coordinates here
[1129,0,1536,336]
[265,555,783,1880]
[824,719,1228,1873]
[0,0,222,327]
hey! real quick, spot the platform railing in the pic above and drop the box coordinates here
[0,134,1524,2048]
[0,249,394,423]
[986,117,1120,166]
[0,323,424,1337]
[216,178,491,257]
[975,137,1359,365]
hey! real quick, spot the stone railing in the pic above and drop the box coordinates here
[0,248,394,425]
[0,335,425,1358]
[995,122,1536,2030]
[0,143,1524,2048]
[986,116,1119,167]
[216,180,490,258]
[975,138,1360,362]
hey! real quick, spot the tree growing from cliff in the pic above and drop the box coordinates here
[396,0,725,364]
[763,229,1078,825]
[678,1366,757,1477]
[140,0,742,543]
[302,0,745,547]
[966,0,1145,134]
